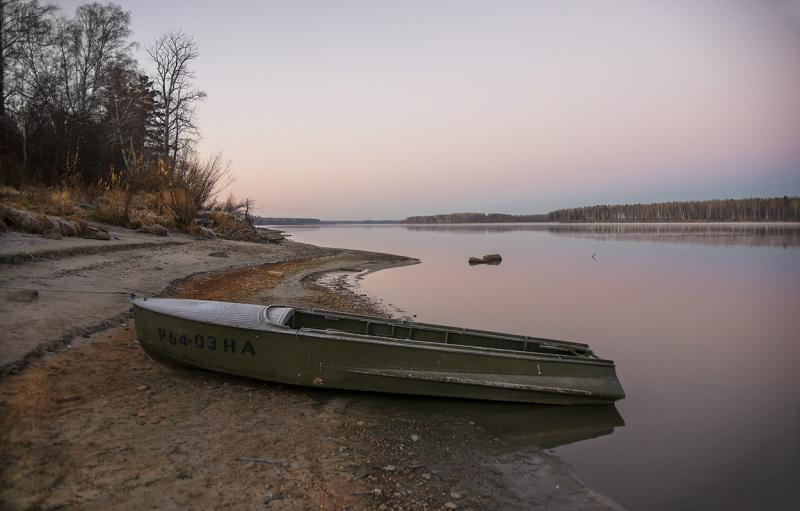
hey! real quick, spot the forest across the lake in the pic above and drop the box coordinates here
[402,197,800,224]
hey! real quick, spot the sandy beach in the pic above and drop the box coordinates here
[0,229,623,510]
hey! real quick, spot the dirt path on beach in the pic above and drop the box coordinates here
[0,233,624,510]
[0,257,404,510]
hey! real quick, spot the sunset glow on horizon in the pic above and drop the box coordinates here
[56,0,800,218]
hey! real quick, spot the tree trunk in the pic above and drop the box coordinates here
[0,0,5,119]
[21,123,26,170]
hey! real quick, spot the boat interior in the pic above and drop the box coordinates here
[265,306,598,358]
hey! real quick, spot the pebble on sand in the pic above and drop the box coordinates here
[8,289,39,303]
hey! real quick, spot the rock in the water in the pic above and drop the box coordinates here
[468,253,502,265]
[8,289,39,302]
[444,502,458,509]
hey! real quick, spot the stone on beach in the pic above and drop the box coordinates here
[8,289,39,303]
[92,229,111,240]
[139,224,168,236]
[189,225,216,238]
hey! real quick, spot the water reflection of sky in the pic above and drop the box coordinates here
[282,222,800,248]
[284,224,800,511]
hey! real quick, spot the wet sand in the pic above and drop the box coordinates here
[0,230,623,510]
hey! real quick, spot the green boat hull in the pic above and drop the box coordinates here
[132,298,625,405]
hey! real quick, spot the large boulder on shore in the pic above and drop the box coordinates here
[1,205,49,234]
[0,205,79,237]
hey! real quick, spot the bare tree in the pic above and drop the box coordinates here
[1,0,54,113]
[146,30,206,174]
[0,0,54,148]
[105,64,155,170]
[52,3,134,178]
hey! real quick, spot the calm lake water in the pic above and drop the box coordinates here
[282,223,800,511]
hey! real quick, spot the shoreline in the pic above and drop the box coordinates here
[0,230,623,510]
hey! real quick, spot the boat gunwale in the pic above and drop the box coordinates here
[297,305,592,349]
[293,327,616,366]
[132,300,617,367]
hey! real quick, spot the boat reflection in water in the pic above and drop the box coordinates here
[470,402,624,449]
[355,395,625,450]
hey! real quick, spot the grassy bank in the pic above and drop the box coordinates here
[0,185,276,243]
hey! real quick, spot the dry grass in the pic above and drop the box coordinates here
[0,185,256,241]
[45,190,79,217]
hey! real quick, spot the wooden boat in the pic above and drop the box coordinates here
[132,298,625,405]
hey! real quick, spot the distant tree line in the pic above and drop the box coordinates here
[253,217,322,226]
[404,212,548,224]
[1,1,233,226]
[547,197,800,222]
[402,198,800,224]
[252,217,404,225]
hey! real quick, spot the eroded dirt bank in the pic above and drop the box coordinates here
[0,234,623,510]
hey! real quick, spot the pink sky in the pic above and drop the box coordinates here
[55,0,800,218]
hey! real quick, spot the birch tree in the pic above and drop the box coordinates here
[146,30,206,173]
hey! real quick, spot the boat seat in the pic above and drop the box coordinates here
[265,306,295,327]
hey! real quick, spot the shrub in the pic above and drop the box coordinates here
[88,207,127,227]
[165,152,231,228]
